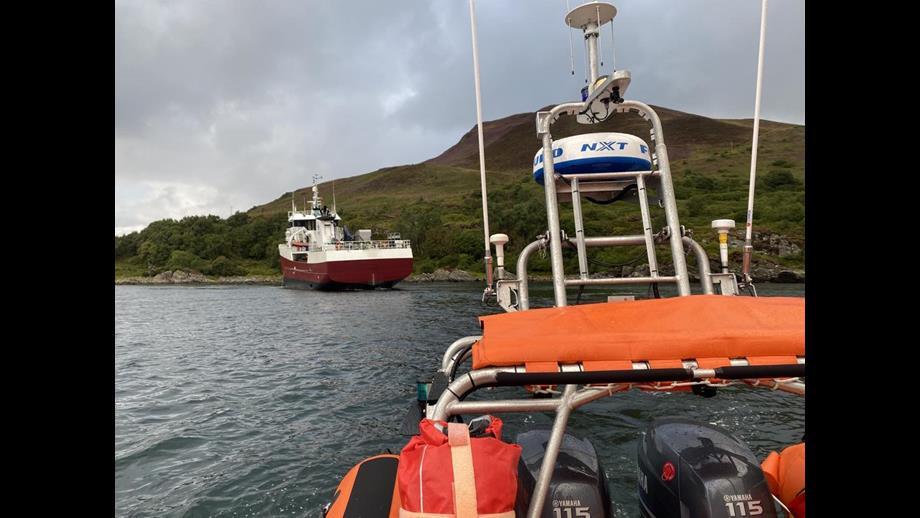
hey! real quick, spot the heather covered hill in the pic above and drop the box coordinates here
[117,105,804,280]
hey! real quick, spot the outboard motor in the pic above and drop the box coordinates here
[637,418,777,518]
[515,430,612,518]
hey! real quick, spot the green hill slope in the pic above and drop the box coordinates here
[116,104,804,280]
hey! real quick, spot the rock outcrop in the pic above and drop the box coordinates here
[115,271,281,285]
[407,269,479,282]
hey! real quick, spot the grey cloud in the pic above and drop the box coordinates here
[115,0,803,234]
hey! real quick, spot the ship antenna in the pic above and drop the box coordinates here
[596,4,603,68]
[741,0,768,291]
[468,0,494,299]
[609,11,616,70]
[332,180,336,214]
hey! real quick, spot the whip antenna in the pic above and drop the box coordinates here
[467,0,494,298]
[742,0,769,286]
[596,4,603,68]
[610,17,616,70]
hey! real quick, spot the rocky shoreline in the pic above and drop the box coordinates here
[114,268,485,285]
[116,265,804,286]
[406,268,480,282]
[115,270,282,285]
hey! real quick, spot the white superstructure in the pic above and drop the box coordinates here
[277,180,411,263]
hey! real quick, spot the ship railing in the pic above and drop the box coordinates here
[309,239,412,252]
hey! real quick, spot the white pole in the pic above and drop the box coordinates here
[468,0,494,291]
[586,21,599,86]
[742,0,768,283]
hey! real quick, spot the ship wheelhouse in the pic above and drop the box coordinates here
[291,219,317,230]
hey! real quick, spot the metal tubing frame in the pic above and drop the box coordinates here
[514,233,713,309]
[431,360,806,420]
[527,384,576,518]
[565,275,677,286]
[536,102,587,309]
[439,335,480,374]
[516,236,547,311]
[616,100,690,295]
[437,382,632,419]
[434,375,804,416]
[570,177,590,279]
[537,101,691,300]
[636,174,660,279]
[561,170,658,180]
[683,236,715,295]
[429,361,803,518]
[580,235,647,246]
[540,131,569,307]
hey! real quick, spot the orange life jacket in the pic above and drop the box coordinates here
[761,442,805,517]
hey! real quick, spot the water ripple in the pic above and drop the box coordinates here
[116,283,804,517]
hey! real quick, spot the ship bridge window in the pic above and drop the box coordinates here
[293,220,316,230]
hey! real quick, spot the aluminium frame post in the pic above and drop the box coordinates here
[526,384,577,518]
[516,237,546,311]
[570,177,590,280]
[540,130,569,307]
[635,173,660,279]
[618,100,691,295]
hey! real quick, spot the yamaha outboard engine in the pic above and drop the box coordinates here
[637,418,777,517]
[515,430,612,518]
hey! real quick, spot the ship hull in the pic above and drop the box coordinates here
[280,255,413,290]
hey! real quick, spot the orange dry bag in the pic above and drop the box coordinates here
[397,416,521,517]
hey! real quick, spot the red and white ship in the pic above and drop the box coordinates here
[278,180,413,290]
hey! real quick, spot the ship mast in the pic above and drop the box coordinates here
[312,174,323,210]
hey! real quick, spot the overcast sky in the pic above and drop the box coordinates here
[115,0,804,235]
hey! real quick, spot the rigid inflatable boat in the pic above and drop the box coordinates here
[321,2,804,516]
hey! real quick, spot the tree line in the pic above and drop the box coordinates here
[115,213,289,276]
[115,169,803,278]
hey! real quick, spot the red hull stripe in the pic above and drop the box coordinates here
[280,256,413,287]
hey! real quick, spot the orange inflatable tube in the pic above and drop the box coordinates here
[761,443,805,517]
[324,454,401,518]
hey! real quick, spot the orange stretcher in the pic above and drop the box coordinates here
[472,295,804,371]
